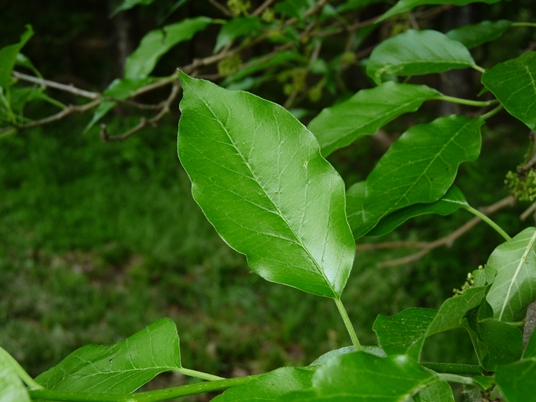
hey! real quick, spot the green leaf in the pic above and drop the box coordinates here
[213,367,313,401]
[486,227,536,322]
[346,181,377,239]
[0,25,33,88]
[363,115,483,230]
[377,0,501,22]
[111,0,155,16]
[214,17,262,53]
[84,77,154,133]
[496,359,536,402]
[524,329,536,359]
[367,185,468,237]
[482,51,536,130]
[177,72,355,298]
[35,318,182,393]
[415,381,454,402]
[125,17,212,79]
[0,349,31,402]
[446,20,512,49]
[374,308,437,360]
[366,30,476,85]
[275,0,314,21]
[337,0,384,12]
[308,82,440,156]
[279,352,438,401]
[309,345,386,366]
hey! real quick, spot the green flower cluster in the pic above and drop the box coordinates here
[505,168,536,201]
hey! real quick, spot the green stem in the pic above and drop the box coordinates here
[437,373,475,386]
[463,205,511,241]
[481,104,503,120]
[512,22,536,28]
[472,64,486,74]
[29,375,261,402]
[431,95,498,108]
[176,367,224,381]
[334,298,363,351]
[0,347,43,390]
[421,362,483,376]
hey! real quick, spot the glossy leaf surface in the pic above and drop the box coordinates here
[308,82,440,156]
[366,30,476,85]
[0,349,30,402]
[214,17,262,53]
[486,227,536,322]
[482,51,536,130]
[378,0,501,22]
[178,72,355,298]
[415,381,454,402]
[368,185,468,237]
[446,20,512,49]
[279,352,438,401]
[213,367,313,401]
[346,181,377,239]
[363,115,482,224]
[0,25,33,88]
[35,318,181,393]
[125,17,211,79]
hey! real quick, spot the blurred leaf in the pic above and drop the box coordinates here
[482,51,536,130]
[366,30,476,85]
[378,0,501,22]
[446,20,512,49]
[525,329,536,358]
[496,359,536,402]
[111,0,155,16]
[0,25,33,88]
[374,308,437,360]
[177,73,355,298]
[486,227,536,322]
[214,17,262,53]
[337,0,384,12]
[0,348,31,402]
[367,185,468,237]
[309,345,385,366]
[213,367,313,401]
[308,82,440,156]
[275,0,314,21]
[35,318,181,393]
[15,53,41,78]
[279,352,438,401]
[125,17,212,79]
[362,115,483,233]
[415,381,454,402]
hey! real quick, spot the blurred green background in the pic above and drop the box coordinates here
[1,0,535,400]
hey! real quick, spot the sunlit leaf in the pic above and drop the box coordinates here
[308,82,440,156]
[486,227,536,322]
[214,17,263,53]
[125,17,212,79]
[496,359,536,402]
[213,367,313,401]
[415,380,454,402]
[177,72,355,298]
[366,30,476,85]
[35,318,182,394]
[446,20,512,49]
[0,25,33,88]
[0,348,31,402]
[377,0,501,22]
[482,51,536,130]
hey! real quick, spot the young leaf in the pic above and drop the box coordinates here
[0,25,33,88]
[367,185,468,237]
[214,17,262,53]
[124,17,212,79]
[366,30,476,85]
[307,82,440,156]
[373,308,437,360]
[496,359,536,402]
[377,0,501,22]
[415,380,455,402]
[363,115,483,225]
[35,318,182,394]
[486,227,536,322]
[279,352,438,401]
[177,72,355,298]
[446,20,512,49]
[212,367,313,401]
[0,349,31,402]
[482,51,536,130]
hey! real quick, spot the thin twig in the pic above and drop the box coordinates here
[12,71,100,99]
[209,0,233,17]
[252,0,275,16]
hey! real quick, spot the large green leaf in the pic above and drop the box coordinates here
[446,20,512,49]
[482,51,536,130]
[363,115,483,228]
[214,17,263,53]
[0,25,33,88]
[486,227,536,322]
[366,30,476,85]
[307,82,440,156]
[346,181,378,239]
[367,185,468,237]
[278,352,438,401]
[377,0,501,22]
[496,359,536,402]
[415,381,454,402]
[213,367,313,401]
[35,318,182,393]
[125,17,212,79]
[0,348,31,402]
[177,72,355,298]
